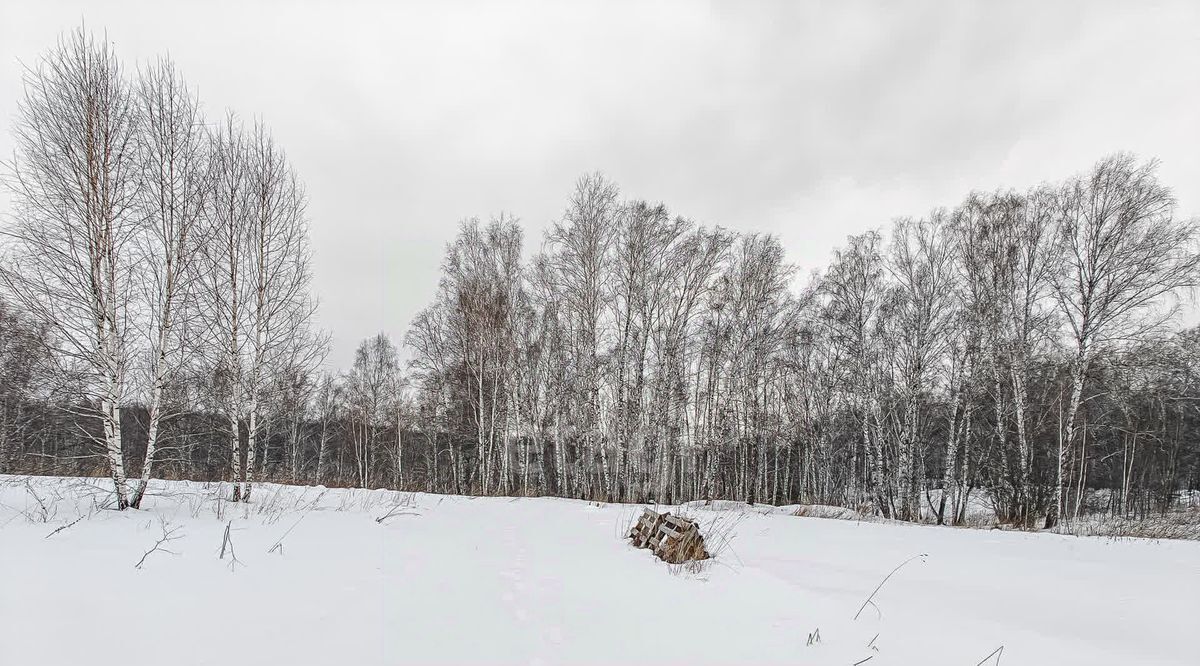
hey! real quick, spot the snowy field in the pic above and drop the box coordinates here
[1,476,1197,665]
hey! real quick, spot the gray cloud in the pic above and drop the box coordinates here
[2,0,1198,367]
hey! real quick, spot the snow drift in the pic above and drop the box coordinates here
[1,475,1196,665]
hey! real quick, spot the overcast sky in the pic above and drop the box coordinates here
[2,1,1199,368]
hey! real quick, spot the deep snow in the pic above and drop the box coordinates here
[1,475,1196,665]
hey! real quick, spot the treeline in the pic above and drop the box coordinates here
[399,162,1200,528]
[3,30,1200,529]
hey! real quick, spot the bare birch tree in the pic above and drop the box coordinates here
[0,28,141,508]
[823,231,889,513]
[197,113,252,501]
[1046,154,1200,527]
[887,212,959,519]
[128,56,209,508]
[544,174,618,498]
[346,333,399,489]
[239,121,316,501]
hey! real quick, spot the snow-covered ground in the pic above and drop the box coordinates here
[1,476,1196,665]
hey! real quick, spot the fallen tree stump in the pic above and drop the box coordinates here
[628,509,710,564]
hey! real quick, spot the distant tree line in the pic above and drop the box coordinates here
[398,160,1200,528]
[3,29,1199,528]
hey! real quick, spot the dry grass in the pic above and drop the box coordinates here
[1053,509,1200,541]
[792,504,871,522]
[669,507,747,575]
[786,497,1200,542]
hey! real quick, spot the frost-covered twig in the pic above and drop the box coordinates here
[44,513,87,539]
[375,506,421,524]
[975,645,1004,665]
[268,512,310,554]
[375,492,420,524]
[23,480,55,523]
[853,553,928,621]
[219,520,242,570]
[134,518,183,569]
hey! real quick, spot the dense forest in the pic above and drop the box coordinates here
[3,29,1199,530]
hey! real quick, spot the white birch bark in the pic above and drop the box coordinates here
[1,29,140,509]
